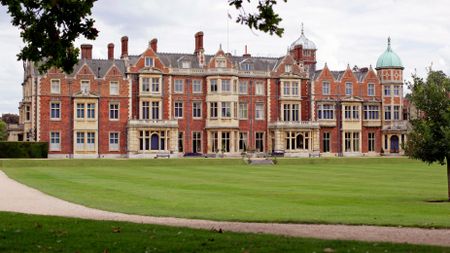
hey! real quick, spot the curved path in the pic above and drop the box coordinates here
[1,171,449,247]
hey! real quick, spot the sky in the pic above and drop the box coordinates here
[0,0,449,114]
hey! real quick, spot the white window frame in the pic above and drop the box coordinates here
[145,57,154,67]
[192,80,202,93]
[255,82,264,96]
[368,83,375,96]
[50,102,61,120]
[322,81,330,95]
[110,81,119,96]
[285,64,292,73]
[239,81,248,94]
[174,79,184,93]
[49,131,61,151]
[81,80,90,94]
[109,132,120,151]
[238,102,248,119]
[221,102,231,118]
[221,79,231,92]
[345,82,353,96]
[255,103,264,120]
[192,101,202,119]
[109,103,119,120]
[174,101,183,119]
[51,79,61,94]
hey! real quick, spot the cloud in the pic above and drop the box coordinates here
[0,0,449,114]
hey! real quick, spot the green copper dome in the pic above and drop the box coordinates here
[376,37,403,69]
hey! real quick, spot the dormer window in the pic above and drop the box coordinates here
[216,58,226,68]
[181,61,191,69]
[242,63,253,71]
[285,64,292,73]
[145,57,154,67]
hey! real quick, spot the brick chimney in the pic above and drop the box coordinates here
[80,44,92,60]
[194,31,204,54]
[108,43,114,60]
[243,45,251,57]
[150,38,158,52]
[121,36,128,58]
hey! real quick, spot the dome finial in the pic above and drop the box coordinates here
[387,36,391,50]
[301,22,304,35]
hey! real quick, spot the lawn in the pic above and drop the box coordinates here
[1,158,449,227]
[0,212,448,253]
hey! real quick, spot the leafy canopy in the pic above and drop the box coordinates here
[229,0,287,37]
[405,71,450,165]
[1,0,98,73]
[0,120,7,141]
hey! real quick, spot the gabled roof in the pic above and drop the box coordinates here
[69,59,127,78]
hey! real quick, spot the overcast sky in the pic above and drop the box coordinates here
[1,0,449,114]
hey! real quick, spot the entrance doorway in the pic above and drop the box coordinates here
[390,135,399,153]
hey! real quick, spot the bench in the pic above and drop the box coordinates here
[309,153,320,158]
[155,153,170,158]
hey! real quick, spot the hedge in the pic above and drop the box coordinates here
[0,142,48,158]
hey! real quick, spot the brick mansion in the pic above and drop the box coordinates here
[16,27,409,158]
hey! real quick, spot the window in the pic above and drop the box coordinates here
[363,105,379,120]
[368,132,375,152]
[193,80,202,93]
[151,101,159,120]
[239,102,248,119]
[142,101,150,119]
[283,82,290,96]
[110,81,119,95]
[345,82,353,96]
[178,132,184,153]
[174,102,183,118]
[50,102,60,119]
[87,103,95,119]
[255,103,264,120]
[292,104,299,121]
[221,79,231,92]
[210,79,218,92]
[344,132,360,152]
[323,132,330,152]
[76,132,85,147]
[285,64,292,73]
[239,81,248,94]
[109,132,119,151]
[151,78,160,92]
[384,106,391,120]
[221,132,230,152]
[322,81,330,95]
[211,131,219,153]
[145,57,154,67]
[174,79,184,93]
[285,132,310,150]
[221,102,231,118]
[292,82,299,96]
[394,86,400,96]
[76,103,85,118]
[216,59,226,68]
[239,132,248,152]
[49,132,60,151]
[344,105,359,120]
[109,103,119,120]
[384,86,391,96]
[193,101,202,118]
[210,102,218,118]
[51,80,60,94]
[255,82,264,95]
[242,63,252,71]
[25,105,31,121]
[393,106,400,120]
[142,78,150,92]
[139,130,167,151]
[283,104,300,122]
[317,104,334,120]
[192,132,202,153]
[368,83,375,96]
[81,80,90,94]
[255,132,264,152]
[181,61,191,69]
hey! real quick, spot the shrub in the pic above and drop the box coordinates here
[0,142,48,158]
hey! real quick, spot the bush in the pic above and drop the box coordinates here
[0,142,48,158]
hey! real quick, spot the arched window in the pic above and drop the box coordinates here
[151,133,159,150]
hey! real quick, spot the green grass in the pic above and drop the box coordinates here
[1,212,449,253]
[1,158,449,227]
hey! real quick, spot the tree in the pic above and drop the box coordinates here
[405,70,450,201]
[229,0,287,37]
[0,120,7,141]
[1,113,19,125]
[1,0,98,73]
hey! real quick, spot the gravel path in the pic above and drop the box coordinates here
[1,171,449,247]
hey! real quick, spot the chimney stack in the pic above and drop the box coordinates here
[108,43,114,60]
[80,44,92,60]
[150,38,158,52]
[194,31,204,54]
[121,36,128,58]
[243,45,251,57]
